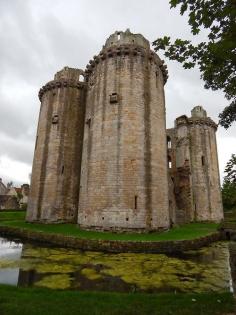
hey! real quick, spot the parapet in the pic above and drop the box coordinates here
[175,107,217,130]
[104,29,150,50]
[175,115,188,127]
[191,105,207,118]
[84,29,168,84]
[38,67,86,102]
[54,67,84,82]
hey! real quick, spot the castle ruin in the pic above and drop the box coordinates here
[26,30,223,231]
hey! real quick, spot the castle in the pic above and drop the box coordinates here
[26,30,223,231]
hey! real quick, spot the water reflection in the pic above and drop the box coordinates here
[0,237,22,285]
[0,237,234,293]
[229,242,236,293]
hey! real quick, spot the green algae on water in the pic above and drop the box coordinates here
[0,241,231,292]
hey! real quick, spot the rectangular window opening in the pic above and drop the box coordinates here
[61,165,64,174]
[86,118,91,128]
[135,195,138,210]
[201,156,205,166]
[52,114,59,124]
[110,93,118,104]
[35,135,38,150]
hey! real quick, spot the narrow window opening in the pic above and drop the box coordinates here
[134,195,138,210]
[86,118,91,128]
[155,71,159,87]
[61,165,64,174]
[167,136,171,149]
[79,74,84,82]
[201,155,205,166]
[195,203,197,211]
[102,217,104,220]
[226,231,231,240]
[126,217,129,221]
[117,33,120,40]
[168,156,172,168]
[35,135,38,150]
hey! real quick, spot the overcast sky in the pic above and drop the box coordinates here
[0,0,235,186]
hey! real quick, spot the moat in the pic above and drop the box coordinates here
[0,237,234,293]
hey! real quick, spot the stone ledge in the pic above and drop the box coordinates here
[38,79,86,102]
[84,44,168,84]
[176,116,218,130]
[0,225,222,253]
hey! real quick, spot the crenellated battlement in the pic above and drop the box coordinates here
[84,41,168,84]
[54,66,85,81]
[175,116,217,130]
[175,108,218,130]
[38,79,86,102]
[188,117,218,130]
[104,29,150,50]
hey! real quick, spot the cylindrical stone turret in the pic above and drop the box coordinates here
[26,67,86,223]
[174,105,223,222]
[78,29,170,231]
[188,106,223,221]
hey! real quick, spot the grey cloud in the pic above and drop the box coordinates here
[0,0,235,183]
[0,133,34,165]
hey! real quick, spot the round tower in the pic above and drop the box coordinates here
[78,29,169,231]
[26,67,86,223]
[188,106,223,221]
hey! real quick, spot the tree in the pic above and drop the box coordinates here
[224,154,236,184]
[153,0,236,128]
[222,154,236,210]
[7,181,13,189]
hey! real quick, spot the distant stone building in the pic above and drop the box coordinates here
[26,30,223,230]
[0,179,7,195]
[0,180,29,210]
[20,184,30,208]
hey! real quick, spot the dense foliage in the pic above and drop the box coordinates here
[222,154,236,210]
[153,0,236,128]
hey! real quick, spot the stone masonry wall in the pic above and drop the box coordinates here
[168,106,224,224]
[188,109,223,221]
[78,30,169,231]
[26,67,86,223]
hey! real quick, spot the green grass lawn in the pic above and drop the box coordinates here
[0,284,234,315]
[0,211,219,242]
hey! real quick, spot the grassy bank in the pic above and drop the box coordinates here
[0,211,219,242]
[0,284,234,315]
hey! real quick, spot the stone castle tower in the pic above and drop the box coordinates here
[26,68,86,223]
[167,106,223,224]
[26,30,223,230]
[78,30,169,231]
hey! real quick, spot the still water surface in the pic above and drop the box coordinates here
[0,237,233,293]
